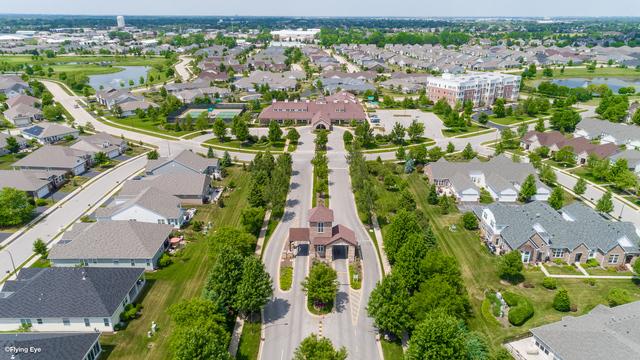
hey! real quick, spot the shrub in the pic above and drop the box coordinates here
[583,278,596,286]
[192,220,203,232]
[119,303,141,322]
[584,258,600,268]
[607,288,632,307]
[461,212,478,230]
[481,298,501,326]
[158,253,173,268]
[35,198,48,206]
[542,277,557,290]
[553,258,565,265]
[553,289,571,312]
[503,291,534,326]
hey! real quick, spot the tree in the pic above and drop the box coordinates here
[446,142,455,153]
[240,207,265,236]
[607,288,632,307]
[207,227,256,260]
[518,174,537,202]
[367,273,412,338]
[493,98,506,118]
[203,246,246,311]
[478,112,489,124]
[573,177,587,196]
[461,143,475,160]
[355,121,374,148]
[212,118,227,141]
[407,119,425,142]
[169,319,231,360]
[4,136,20,153]
[294,334,347,360]
[268,121,283,143]
[195,112,209,131]
[94,151,109,166]
[461,212,478,230]
[409,276,470,323]
[395,145,406,161]
[550,108,581,133]
[146,150,159,159]
[498,250,524,283]
[553,146,576,167]
[389,122,406,145]
[232,118,249,141]
[548,186,564,210]
[33,238,48,258]
[287,128,300,144]
[427,183,439,205]
[302,262,338,309]
[539,164,557,185]
[343,130,353,145]
[439,194,452,214]
[0,187,34,227]
[406,312,468,360]
[221,151,232,167]
[596,190,614,213]
[111,104,123,119]
[534,118,545,132]
[235,256,273,318]
[384,210,423,264]
[552,289,571,312]
[207,146,215,158]
[394,232,435,292]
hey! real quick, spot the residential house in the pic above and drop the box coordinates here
[575,117,640,149]
[119,100,158,117]
[0,332,102,360]
[0,169,66,198]
[70,132,128,159]
[3,103,43,127]
[233,70,304,92]
[20,123,78,144]
[119,171,214,204]
[94,88,144,110]
[5,94,39,108]
[0,267,145,332]
[510,301,640,360]
[95,186,186,228]
[146,150,221,179]
[258,91,367,129]
[424,156,550,203]
[49,221,172,270]
[0,133,26,155]
[288,204,358,261]
[610,150,640,174]
[0,75,29,98]
[522,131,619,164]
[474,201,640,267]
[13,145,92,175]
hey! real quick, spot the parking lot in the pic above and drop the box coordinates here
[371,109,445,140]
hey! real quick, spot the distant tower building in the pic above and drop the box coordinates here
[116,16,125,28]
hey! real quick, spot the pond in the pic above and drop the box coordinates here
[550,77,640,93]
[88,66,150,90]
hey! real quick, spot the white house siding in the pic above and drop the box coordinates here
[35,185,50,199]
[72,163,87,175]
[498,192,518,202]
[51,247,165,271]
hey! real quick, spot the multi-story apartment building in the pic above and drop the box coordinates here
[426,72,521,107]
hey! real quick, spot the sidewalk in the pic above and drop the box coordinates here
[371,214,391,275]
[539,263,636,280]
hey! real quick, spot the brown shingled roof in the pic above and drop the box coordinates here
[288,228,310,243]
[309,204,334,222]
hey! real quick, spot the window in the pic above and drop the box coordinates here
[36,319,43,325]
[552,249,564,258]
[608,254,620,264]
[20,319,32,326]
[588,249,596,259]
[317,222,324,233]
[103,318,110,327]
[158,219,165,224]
[131,259,135,266]
[113,259,119,265]
[84,318,91,327]
[521,251,531,263]
[63,318,70,326]
[317,245,325,253]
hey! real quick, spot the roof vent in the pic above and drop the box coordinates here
[81,271,87,280]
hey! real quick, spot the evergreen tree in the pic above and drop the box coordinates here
[573,177,587,195]
[207,146,214,158]
[596,190,614,213]
[518,174,537,202]
[548,186,564,210]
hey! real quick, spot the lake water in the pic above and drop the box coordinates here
[551,77,640,92]
[88,66,150,90]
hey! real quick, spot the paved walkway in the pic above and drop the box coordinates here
[371,214,392,275]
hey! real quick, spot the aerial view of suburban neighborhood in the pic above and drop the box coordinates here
[1,1,640,359]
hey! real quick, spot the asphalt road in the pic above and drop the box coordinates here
[261,127,317,359]
[325,127,382,359]
[0,155,147,280]
[174,55,193,81]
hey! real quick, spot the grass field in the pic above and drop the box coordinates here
[442,124,490,137]
[489,115,536,126]
[106,116,191,137]
[405,173,640,348]
[205,137,286,153]
[0,153,25,170]
[237,320,261,360]
[381,339,404,360]
[532,66,640,80]
[99,166,250,360]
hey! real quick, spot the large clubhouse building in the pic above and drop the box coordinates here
[258,91,367,129]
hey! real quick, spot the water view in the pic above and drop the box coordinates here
[88,65,150,90]
[551,77,640,92]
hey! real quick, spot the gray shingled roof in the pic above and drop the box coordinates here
[474,201,640,253]
[577,117,640,144]
[95,186,182,219]
[0,267,144,318]
[530,301,640,360]
[49,221,172,260]
[21,123,76,138]
[70,132,125,154]
[0,170,51,192]
[13,145,90,170]
[0,332,100,360]
[146,150,219,174]
[120,172,210,198]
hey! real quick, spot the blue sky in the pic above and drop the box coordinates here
[2,0,639,17]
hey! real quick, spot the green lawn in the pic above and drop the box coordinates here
[0,153,25,170]
[205,137,286,153]
[442,124,490,137]
[544,264,582,275]
[381,339,404,360]
[280,266,293,291]
[532,66,640,79]
[100,166,250,360]
[237,320,261,360]
[58,176,90,193]
[106,116,190,137]
[489,115,535,126]
[405,173,640,348]
[585,267,634,276]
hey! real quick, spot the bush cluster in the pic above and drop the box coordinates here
[503,291,534,326]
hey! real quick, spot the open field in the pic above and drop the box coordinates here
[204,137,285,153]
[405,173,640,348]
[100,166,250,360]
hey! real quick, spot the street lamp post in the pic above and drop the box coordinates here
[4,249,17,276]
